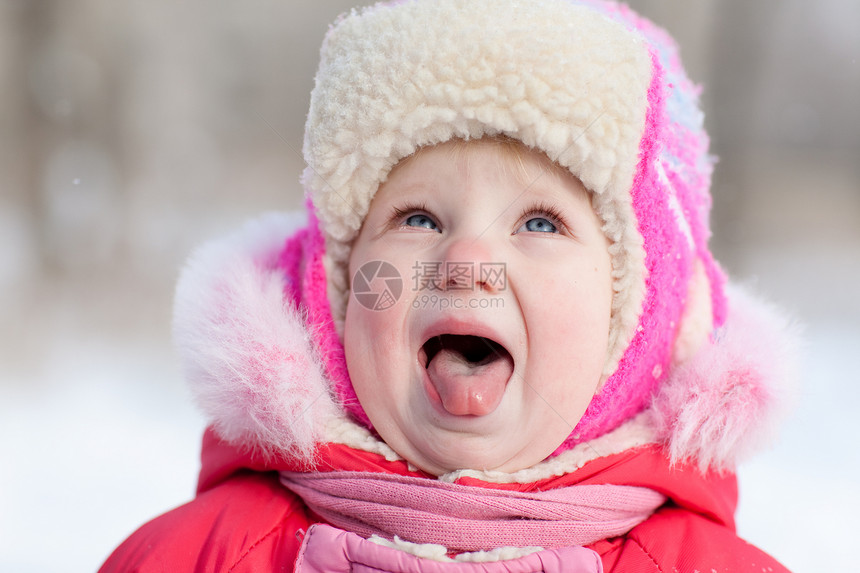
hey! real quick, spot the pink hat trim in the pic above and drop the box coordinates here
[277,201,371,429]
[557,44,725,452]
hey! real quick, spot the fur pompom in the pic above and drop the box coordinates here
[651,286,801,472]
[173,213,339,463]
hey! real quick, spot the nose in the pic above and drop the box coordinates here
[437,235,505,293]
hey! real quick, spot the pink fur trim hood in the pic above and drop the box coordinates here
[174,212,799,475]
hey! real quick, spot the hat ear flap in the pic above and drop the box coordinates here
[652,286,801,473]
[175,213,341,463]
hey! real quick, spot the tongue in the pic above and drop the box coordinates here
[426,348,513,416]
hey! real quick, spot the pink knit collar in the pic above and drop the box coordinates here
[280,469,665,553]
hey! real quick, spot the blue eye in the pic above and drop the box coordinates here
[404,214,439,230]
[522,217,558,233]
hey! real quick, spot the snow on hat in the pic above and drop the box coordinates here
[301,0,727,451]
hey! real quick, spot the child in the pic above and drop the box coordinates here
[102,1,797,571]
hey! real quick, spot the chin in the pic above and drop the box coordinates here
[405,433,550,476]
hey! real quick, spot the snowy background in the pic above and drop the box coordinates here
[1,1,858,571]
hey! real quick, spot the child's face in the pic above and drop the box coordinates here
[344,140,612,475]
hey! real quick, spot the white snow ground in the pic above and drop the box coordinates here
[1,251,858,572]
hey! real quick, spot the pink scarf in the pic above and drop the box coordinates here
[280,470,665,552]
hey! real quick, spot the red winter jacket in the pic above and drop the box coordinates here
[101,429,789,572]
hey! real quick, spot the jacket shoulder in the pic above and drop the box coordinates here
[594,506,790,572]
[100,471,311,572]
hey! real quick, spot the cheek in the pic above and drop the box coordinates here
[344,302,387,384]
[528,272,612,376]
[343,298,410,396]
[344,305,394,430]
[343,306,368,389]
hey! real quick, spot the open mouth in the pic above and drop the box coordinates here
[420,334,514,416]
[421,334,510,368]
